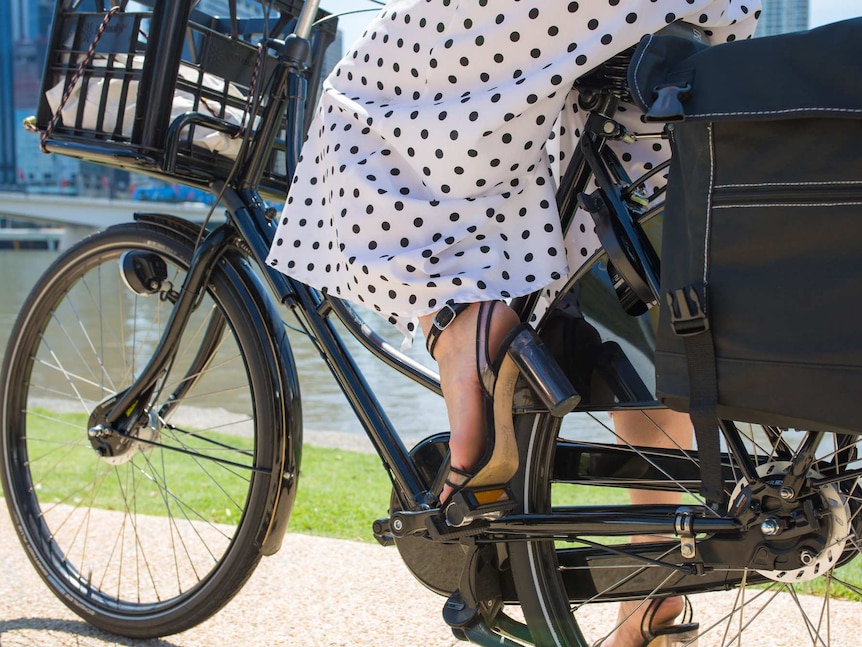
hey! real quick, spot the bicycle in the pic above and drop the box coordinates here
[2,1,859,645]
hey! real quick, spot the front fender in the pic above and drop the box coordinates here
[224,249,301,556]
[133,211,301,555]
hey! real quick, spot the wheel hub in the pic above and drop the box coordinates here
[88,396,161,465]
[731,461,850,582]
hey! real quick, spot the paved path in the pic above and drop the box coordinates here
[0,499,461,647]
[0,435,858,646]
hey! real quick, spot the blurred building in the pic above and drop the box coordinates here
[8,0,53,45]
[3,0,344,201]
[6,0,61,193]
[0,0,16,188]
[755,0,810,37]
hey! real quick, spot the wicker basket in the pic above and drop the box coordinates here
[36,0,336,200]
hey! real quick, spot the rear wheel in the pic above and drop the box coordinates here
[0,222,290,637]
[508,409,861,647]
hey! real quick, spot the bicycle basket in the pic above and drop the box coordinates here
[36,0,336,201]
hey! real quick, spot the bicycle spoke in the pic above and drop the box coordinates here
[0,225,289,638]
[580,412,711,511]
[536,410,861,647]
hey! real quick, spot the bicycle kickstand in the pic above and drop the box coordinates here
[443,543,523,646]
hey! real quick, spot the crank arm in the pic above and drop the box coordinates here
[385,486,519,541]
[387,508,490,540]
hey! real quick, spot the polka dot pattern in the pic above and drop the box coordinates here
[266,0,760,339]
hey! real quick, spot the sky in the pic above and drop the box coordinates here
[809,0,861,26]
[320,0,862,47]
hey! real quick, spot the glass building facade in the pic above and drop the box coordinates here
[1,0,16,187]
[755,0,810,37]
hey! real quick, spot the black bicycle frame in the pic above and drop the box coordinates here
[98,6,750,541]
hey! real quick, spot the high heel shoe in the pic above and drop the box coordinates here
[426,301,580,526]
[593,597,698,647]
[641,597,698,647]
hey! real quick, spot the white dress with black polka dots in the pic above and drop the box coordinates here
[266,0,760,340]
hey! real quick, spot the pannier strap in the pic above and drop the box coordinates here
[668,283,724,508]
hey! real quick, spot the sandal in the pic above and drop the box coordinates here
[641,596,698,647]
[593,597,698,647]
[426,301,580,526]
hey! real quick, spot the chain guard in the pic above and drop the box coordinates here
[389,433,465,597]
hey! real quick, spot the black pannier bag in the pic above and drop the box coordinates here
[628,19,862,503]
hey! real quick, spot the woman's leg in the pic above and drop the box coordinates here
[422,306,695,646]
[598,409,693,647]
[419,301,520,503]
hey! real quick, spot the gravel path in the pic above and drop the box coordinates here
[0,430,858,646]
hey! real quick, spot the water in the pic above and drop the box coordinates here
[0,247,614,449]
[0,247,448,445]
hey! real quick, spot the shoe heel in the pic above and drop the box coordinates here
[465,353,521,491]
[507,326,581,416]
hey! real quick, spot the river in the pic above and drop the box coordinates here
[0,247,615,450]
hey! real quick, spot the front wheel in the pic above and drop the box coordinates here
[508,410,861,647]
[0,222,296,638]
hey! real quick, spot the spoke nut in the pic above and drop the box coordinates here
[761,518,781,536]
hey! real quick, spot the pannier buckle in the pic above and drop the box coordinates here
[644,82,691,123]
[667,284,709,337]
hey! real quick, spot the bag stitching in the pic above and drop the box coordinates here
[629,33,654,110]
[655,350,862,371]
[703,123,715,285]
[714,201,862,209]
[694,107,862,118]
[715,180,862,188]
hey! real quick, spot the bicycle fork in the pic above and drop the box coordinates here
[88,223,236,451]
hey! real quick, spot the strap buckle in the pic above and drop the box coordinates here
[426,302,470,358]
[644,82,691,123]
[667,284,709,337]
[432,302,464,333]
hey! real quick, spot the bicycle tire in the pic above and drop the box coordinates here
[0,221,296,638]
[508,408,861,647]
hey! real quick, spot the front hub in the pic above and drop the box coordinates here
[88,395,160,465]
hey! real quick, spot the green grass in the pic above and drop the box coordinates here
[5,409,860,600]
[15,408,395,537]
[290,445,393,540]
[19,409,255,524]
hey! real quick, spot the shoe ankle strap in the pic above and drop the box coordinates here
[425,302,471,359]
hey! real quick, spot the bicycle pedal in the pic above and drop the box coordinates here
[445,486,515,528]
[371,518,394,546]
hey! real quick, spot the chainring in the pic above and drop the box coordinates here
[389,433,465,597]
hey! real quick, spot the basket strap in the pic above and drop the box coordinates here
[37,6,121,153]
